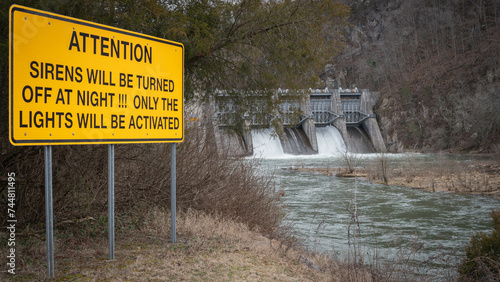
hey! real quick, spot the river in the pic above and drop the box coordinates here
[250,127,500,277]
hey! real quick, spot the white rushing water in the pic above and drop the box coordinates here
[251,128,284,158]
[252,126,346,158]
[316,126,346,155]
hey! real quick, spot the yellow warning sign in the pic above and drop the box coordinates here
[9,5,184,145]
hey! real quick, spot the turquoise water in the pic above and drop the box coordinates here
[254,154,499,276]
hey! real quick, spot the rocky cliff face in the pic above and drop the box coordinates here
[323,0,500,152]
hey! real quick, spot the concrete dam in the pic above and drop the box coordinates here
[208,88,386,156]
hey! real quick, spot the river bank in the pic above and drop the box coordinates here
[379,162,500,196]
[286,154,500,198]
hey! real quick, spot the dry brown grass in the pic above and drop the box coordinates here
[2,209,335,281]
[385,158,500,196]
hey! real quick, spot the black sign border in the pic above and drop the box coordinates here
[10,5,184,145]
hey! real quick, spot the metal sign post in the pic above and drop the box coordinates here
[108,144,115,260]
[44,145,54,277]
[171,143,176,243]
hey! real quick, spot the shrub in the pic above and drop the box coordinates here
[0,119,287,241]
[458,210,500,281]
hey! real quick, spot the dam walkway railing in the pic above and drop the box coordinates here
[214,88,375,127]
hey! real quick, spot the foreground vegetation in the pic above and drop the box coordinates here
[0,209,334,280]
[459,210,500,281]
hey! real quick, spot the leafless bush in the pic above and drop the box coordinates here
[171,124,286,238]
[436,151,450,176]
[0,145,109,225]
[337,146,361,174]
[368,153,390,184]
[402,154,418,183]
[493,144,500,166]
[459,256,500,281]
[1,121,287,242]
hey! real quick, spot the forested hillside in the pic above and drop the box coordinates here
[325,0,500,152]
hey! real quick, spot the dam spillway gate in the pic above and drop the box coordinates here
[211,88,386,155]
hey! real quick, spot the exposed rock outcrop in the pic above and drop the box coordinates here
[323,0,500,152]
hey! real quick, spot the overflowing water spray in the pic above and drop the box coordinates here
[316,126,346,155]
[251,126,346,158]
[251,128,284,158]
